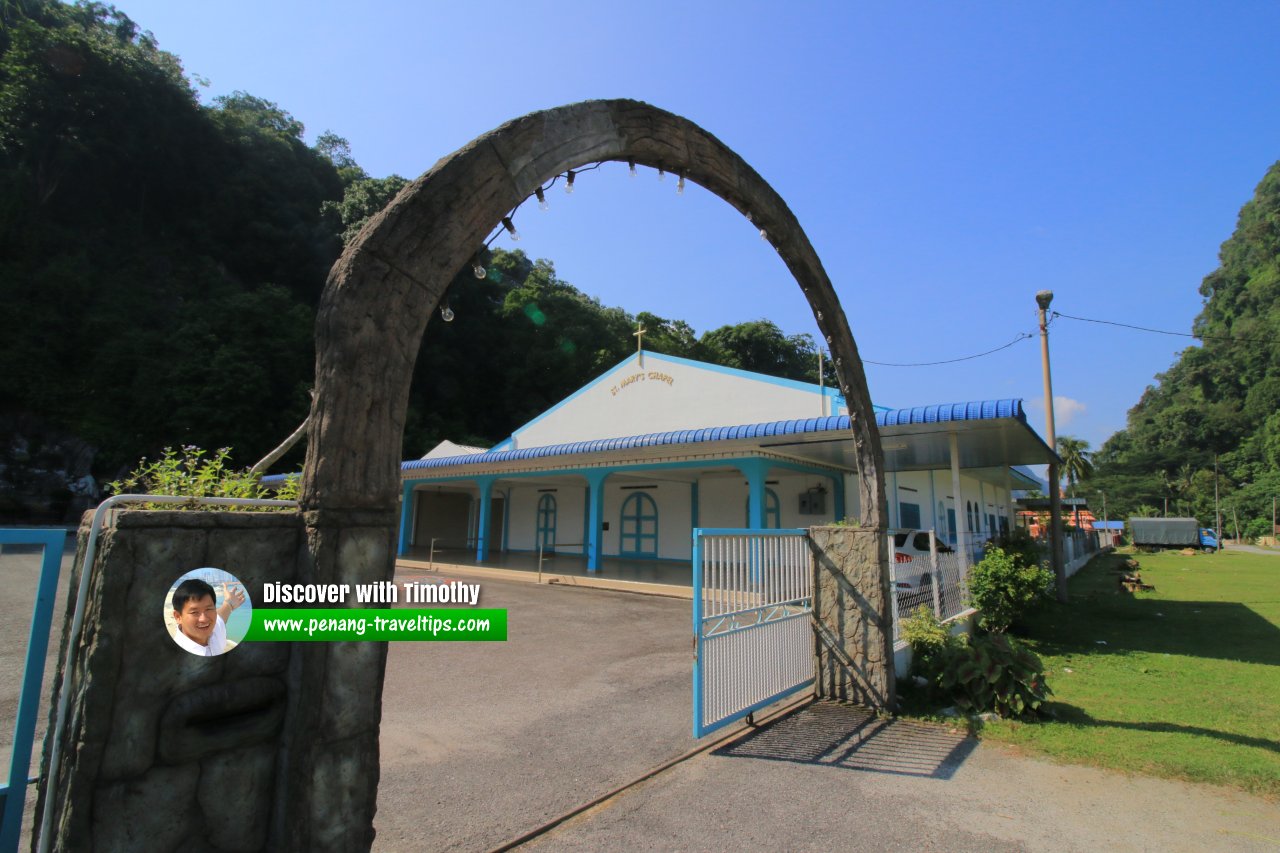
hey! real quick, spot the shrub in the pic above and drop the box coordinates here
[939,632,1052,719]
[900,605,962,690]
[108,446,298,508]
[966,546,1053,633]
[984,527,1045,572]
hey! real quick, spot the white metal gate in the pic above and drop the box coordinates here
[692,528,814,737]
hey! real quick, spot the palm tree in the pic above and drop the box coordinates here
[1055,436,1094,498]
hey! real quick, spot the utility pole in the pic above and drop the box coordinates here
[1214,454,1222,548]
[1036,291,1067,602]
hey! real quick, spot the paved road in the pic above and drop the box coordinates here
[1223,543,1280,556]
[524,701,1280,852]
[5,547,1279,852]
[374,569,697,851]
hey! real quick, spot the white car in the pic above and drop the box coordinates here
[890,530,952,593]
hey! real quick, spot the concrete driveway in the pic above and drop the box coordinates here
[374,567,697,851]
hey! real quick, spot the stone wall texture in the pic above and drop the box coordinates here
[810,526,896,710]
[34,510,305,852]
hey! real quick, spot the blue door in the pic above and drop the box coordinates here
[620,492,658,557]
[536,494,557,550]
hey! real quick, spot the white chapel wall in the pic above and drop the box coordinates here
[512,353,842,449]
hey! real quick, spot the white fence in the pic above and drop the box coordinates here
[1063,529,1103,577]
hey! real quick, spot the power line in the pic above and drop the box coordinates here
[862,332,1033,367]
[1051,311,1277,344]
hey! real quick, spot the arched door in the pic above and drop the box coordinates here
[536,494,557,550]
[619,492,658,558]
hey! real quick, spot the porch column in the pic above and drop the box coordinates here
[830,473,846,522]
[397,481,413,556]
[979,481,987,541]
[929,470,939,535]
[475,476,497,562]
[585,471,608,572]
[738,459,769,529]
[949,432,969,576]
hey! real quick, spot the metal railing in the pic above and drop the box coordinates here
[536,542,584,582]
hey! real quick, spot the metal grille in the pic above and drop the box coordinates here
[888,529,972,642]
[693,529,813,737]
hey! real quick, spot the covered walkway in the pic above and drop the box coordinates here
[397,545,694,598]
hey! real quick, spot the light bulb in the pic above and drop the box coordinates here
[746,211,754,222]
[472,263,486,279]
[440,302,455,322]
[759,228,767,240]
[677,173,685,195]
[628,159,637,178]
[502,216,520,241]
[657,168,665,182]
[536,187,549,211]
[565,170,575,194]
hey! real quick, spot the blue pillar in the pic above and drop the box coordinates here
[475,476,497,562]
[584,471,608,572]
[739,459,769,529]
[502,488,511,552]
[398,481,413,556]
[831,473,846,522]
[691,482,699,530]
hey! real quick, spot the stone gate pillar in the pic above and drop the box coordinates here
[810,525,895,710]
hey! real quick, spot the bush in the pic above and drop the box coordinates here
[108,446,298,508]
[900,606,962,689]
[984,527,1045,570]
[940,632,1052,719]
[967,546,1053,633]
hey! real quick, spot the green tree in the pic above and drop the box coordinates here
[1056,436,1093,498]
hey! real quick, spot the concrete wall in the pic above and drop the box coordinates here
[413,489,471,549]
[36,510,305,852]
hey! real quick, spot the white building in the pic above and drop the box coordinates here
[394,350,1050,579]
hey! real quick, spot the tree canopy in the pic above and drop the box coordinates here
[0,2,838,519]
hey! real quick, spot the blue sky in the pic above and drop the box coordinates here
[113,0,1280,452]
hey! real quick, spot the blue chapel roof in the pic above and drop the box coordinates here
[398,398,1028,473]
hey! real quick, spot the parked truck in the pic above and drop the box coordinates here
[1128,517,1220,551]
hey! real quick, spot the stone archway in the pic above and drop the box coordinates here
[292,99,890,850]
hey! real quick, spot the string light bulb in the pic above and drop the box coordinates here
[472,261,486,279]
[440,298,455,322]
[759,228,768,241]
[677,172,686,195]
[535,187,549,211]
[628,159,637,178]
[564,170,576,194]
[501,216,520,241]
[657,168,666,182]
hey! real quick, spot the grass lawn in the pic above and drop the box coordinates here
[971,548,1280,798]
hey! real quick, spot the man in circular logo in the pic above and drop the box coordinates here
[170,576,246,656]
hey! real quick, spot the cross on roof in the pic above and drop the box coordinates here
[633,322,647,365]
